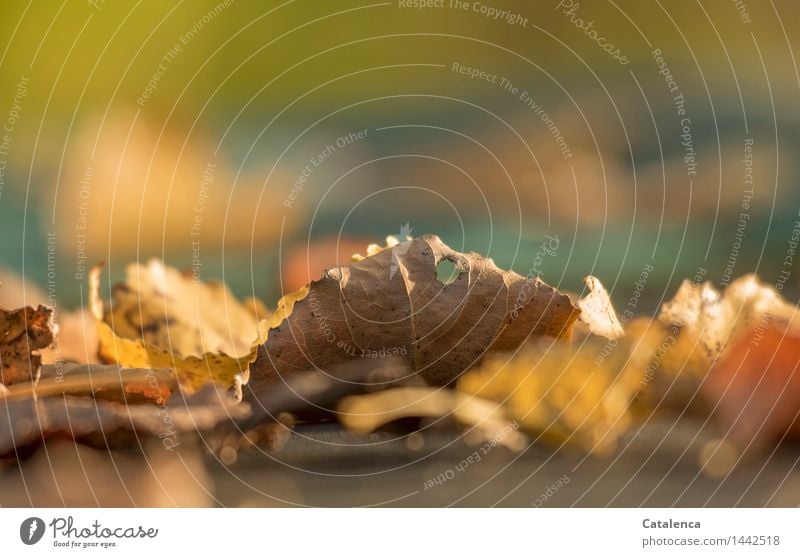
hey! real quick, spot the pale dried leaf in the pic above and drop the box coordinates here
[106,259,262,357]
[576,276,624,340]
[659,274,798,362]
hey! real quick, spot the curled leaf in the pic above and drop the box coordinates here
[250,234,579,392]
[90,262,262,397]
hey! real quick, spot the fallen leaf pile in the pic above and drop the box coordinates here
[1,234,799,465]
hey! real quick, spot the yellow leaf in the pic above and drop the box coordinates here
[458,334,651,456]
[89,263,263,397]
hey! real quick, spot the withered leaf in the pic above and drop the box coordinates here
[0,385,248,456]
[658,274,797,362]
[90,261,265,397]
[0,305,55,386]
[458,336,648,456]
[249,235,579,393]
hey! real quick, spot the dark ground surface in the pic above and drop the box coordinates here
[211,418,800,508]
[2,416,797,507]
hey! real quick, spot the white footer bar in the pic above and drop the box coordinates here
[1,508,798,556]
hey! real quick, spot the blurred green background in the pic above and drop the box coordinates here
[0,0,798,312]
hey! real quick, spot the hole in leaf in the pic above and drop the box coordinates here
[436,259,458,285]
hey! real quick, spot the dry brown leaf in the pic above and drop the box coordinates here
[90,262,263,398]
[0,305,55,386]
[249,234,579,393]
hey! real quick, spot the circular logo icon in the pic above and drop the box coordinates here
[19,517,45,545]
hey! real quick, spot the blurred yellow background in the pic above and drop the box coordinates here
[1,0,799,310]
